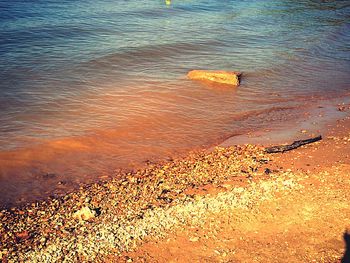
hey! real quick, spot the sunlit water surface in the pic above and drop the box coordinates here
[0,0,349,206]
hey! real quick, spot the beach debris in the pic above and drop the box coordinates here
[187,70,241,86]
[73,206,96,221]
[265,135,322,153]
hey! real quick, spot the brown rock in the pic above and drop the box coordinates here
[338,106,346,112]
[187,70,241,86]
[15,231,30,242]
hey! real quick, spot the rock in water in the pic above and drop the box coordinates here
[187,70,241,86]
[73,206,96,221]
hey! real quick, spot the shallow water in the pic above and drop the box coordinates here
[0,0,350,207]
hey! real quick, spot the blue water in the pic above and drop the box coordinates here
[0,0,350,206]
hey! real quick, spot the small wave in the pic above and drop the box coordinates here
[310,23,350,61]
[84,40,222,69]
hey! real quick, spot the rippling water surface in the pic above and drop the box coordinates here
[1,0,350,206]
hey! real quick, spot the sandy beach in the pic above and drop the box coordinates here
[1,1,350,262]
[0,105,349,262]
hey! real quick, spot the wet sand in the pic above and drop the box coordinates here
[122,109,350,262]
[1,105,350,262]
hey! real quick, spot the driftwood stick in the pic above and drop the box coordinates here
[265,135,322,153]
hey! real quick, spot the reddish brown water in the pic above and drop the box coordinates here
[1,82,349,207]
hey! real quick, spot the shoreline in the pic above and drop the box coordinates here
[121,113,350,262]
[1,144,271,261]
[1,1,350,261]
[1,104,350,261]
[1,94,350,208]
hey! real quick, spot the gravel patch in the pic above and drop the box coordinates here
[0,145,301,262]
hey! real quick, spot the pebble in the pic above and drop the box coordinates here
[189,236,199,242]
[73,206,95,221]
[0,145,300,262]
